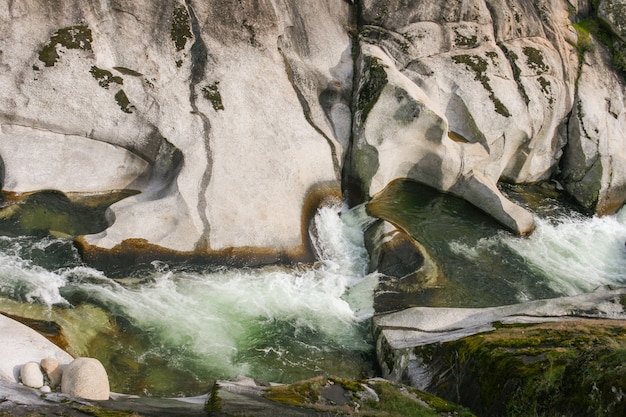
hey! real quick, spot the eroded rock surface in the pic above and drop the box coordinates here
[0,0,351,265]
[1,0,626,264]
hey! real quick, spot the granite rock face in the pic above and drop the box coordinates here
[1,0,626,264]
[0,0,351,265]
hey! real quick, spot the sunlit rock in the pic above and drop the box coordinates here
[20,362,44,389]
[40,358,62,389]
[0,0,351,264]
[0,314,73,384]
[373,287,626,402]
[61,357,110,401]
[347,43,535,234]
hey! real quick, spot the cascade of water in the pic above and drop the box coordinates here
[0,204,380,395]
[501,209,626,295]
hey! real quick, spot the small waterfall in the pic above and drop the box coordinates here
[501,209,626,296]
[0,204,380,395]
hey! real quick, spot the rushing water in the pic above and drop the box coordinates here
[0,204,379,396]
[1,183,626,396]
[368,180,626,308]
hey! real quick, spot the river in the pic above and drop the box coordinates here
[1,183,625,396]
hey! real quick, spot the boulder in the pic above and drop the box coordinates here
[373,287,626,382]
[40,357,62,389]
[61,357,110,401]
[20,362,44,389]
[598,0,626,42]
[561,35,626,214]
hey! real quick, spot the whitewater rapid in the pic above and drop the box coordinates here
[450,207,626,300]
[0,204,380,394]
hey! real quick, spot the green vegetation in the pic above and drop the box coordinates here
[265,376,327,406]
[38,25,93,67]
[114,90,134,114]
[205,383,222,414]
[75,405,141,417]
[454,30,478,48]
[538,76,554,105]
[451,54,511,117]
[170,4,192,51]
[264,376,476,416]
[357,55,388,121]
[571,16,626,75]
[572,19,595,57]
[366,380,475,417]
[201,82,225,111]
[90,66,123,89]
[415,320,626,416]
[522,46,549,74]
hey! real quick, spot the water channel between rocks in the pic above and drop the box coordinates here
[0,181,625,397]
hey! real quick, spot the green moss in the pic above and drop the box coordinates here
[537,76,554,105]
[417,320,626,416]
[485,50,499,65]
[265,376,326,406]
[367,380,475,417]
[170,5,192,51]
[75,405,138,417]
[522,46,549,74]
[38,25,93,67]
[328,376,362,392]
[452,54,510,117]
[454,31,478,48]
[357,55,388,121]
[114,90,134,114]
[90,66,123,89]
[205,383,222,414]
[201,82,225,111]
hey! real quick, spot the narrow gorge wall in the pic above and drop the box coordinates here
[1,0,625,265]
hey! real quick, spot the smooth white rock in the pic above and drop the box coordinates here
[0,314,73,384]
[20,362,44,388]
[61,357,110,401]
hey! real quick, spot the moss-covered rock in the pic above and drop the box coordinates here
[263,376,475,416]
[38,25,93,67]
[415,319,626,417]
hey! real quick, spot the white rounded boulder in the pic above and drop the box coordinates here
[20,361,44,388]
[61,357,110,401]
